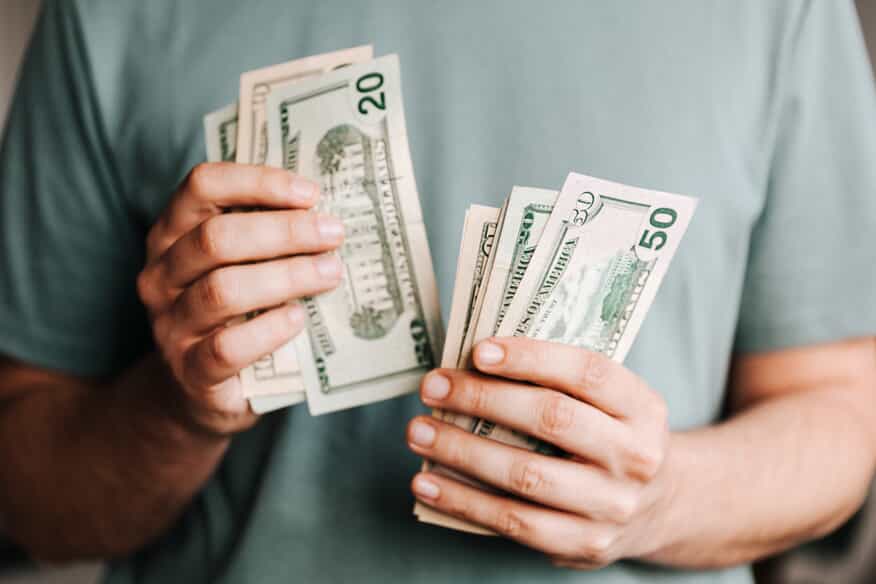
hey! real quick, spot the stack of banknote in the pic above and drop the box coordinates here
[201,41,699,475]
[414,173,697,532]
[204,46,444,415]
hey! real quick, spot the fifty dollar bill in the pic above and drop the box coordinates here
[418,173,697,532]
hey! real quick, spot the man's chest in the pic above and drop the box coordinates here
[139,1,763,269]
[129,1,768,426]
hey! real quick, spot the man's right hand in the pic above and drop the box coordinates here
[136,163,344,436]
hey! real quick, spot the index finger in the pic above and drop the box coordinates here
[471,337,654,420]
[148,163,319,259]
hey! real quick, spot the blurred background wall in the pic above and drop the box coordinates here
[0,1,874,583]
[0,0,39,124]
[862,1,876,68]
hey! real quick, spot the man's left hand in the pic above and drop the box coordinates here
[407,337,673,569]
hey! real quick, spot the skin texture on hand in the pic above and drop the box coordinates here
[408,338,670,568]
[409,336,876,570]
[136,162,344,435]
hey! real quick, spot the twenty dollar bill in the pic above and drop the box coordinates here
[237,46,373,166]
[266,54,443,414]
[236,47,373,410]
[204,103,238,163]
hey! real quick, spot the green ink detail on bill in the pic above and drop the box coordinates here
[496,203,553,332]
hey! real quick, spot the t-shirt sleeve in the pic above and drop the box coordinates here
[0,0,150,377]
[735,0,876,352]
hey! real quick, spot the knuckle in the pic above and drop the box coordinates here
[136,269,155,306]
[266,309,293,340]
[588,535,616,564]
[208,330,238,370]
[577,532,617,565]
[199,270,237,313]
[278,210,311,251]
[605,490,638,524]
[443,434,470,470]
[537,394,576,438]
[187,163,215,197]
[197,217,233,259]
[259,167,290,199]
[494,507,526,538]
[152,315,175,349]
[508,458,548,498]
[445,491,475,520]
[577,351,612,390]
[627,443,664,481]
[462,375,491,414]
[286,257,309,290]
[284,211,307,245]
[614,425,665,480]
[307,210,323,239]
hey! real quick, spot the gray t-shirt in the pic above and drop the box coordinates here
[2,1,875,582]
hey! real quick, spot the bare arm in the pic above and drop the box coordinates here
[0,354,228,561]
[649,337,876,567]
[408,336,876,569]
[0,163,342,561]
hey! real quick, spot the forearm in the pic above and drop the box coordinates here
[0,353,229,561]
[646,386,876,568]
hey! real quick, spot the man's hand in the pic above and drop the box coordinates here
[407,337,671,569]
[137,162,344,435]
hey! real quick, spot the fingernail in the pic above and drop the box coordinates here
[422,373,450,401]
[317,215,344,241]
[412,475,440,500]
[289,175,317,203]
[288,304,305,326]
[314,254,342,279]
[476,341,505,366]
[409,420,436,447]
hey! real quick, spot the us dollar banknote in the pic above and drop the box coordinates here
[444,205,501,369]
[418,173,697,532]
[234,48,374,411]
[204,102,306,412]
[414,205,501,532]
[438,187,557,437]
[446,201,506,383]
[204,103,238,162]
[236,46,373,165]
[481,173,696,451]
[417,189,556,534]
[467,187,558,360]
[501,172,697,352]
[265,54,443,414]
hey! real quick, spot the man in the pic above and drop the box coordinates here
[1,1,875,583]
